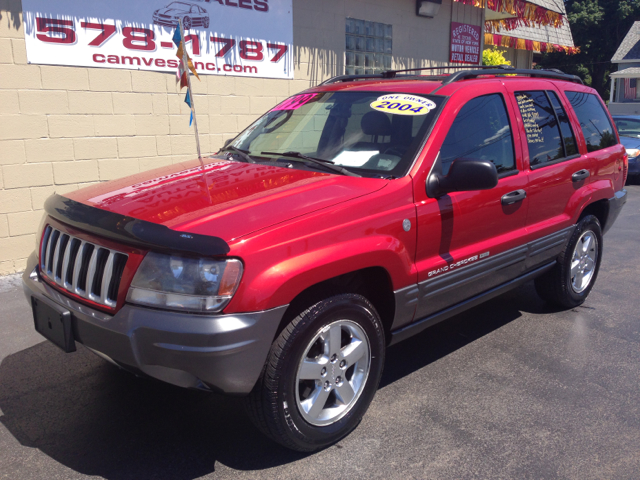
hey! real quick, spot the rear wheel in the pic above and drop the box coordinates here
[245,293,385,452]
[535,215,603,308]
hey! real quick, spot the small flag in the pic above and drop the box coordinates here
[184,91,193,127]
[172,26,182,47]
[176,41,200,80]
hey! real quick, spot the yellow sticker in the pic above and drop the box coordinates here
[370,94,436,116]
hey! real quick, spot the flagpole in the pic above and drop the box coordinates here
[178,18,204,172]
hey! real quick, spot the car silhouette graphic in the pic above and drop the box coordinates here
[153,1,210,29]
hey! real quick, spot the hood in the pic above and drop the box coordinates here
[619,135,640,150]
[64,158,387,242]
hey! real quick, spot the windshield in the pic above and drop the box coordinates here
[229,91,445,178]
[614,117,640,137]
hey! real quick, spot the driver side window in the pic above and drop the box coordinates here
[440,93,516,175]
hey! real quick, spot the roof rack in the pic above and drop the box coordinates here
[319,65,513,85]
[440,68,583,85]
[319,65,583,86]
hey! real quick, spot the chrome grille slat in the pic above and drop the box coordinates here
[61,238,72,289]
[86,248,100,302]
[101,252,115,306]
[72,241,86,294]
[53,234,64,285]
[39,226,128,308]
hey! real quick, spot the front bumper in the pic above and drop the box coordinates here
[22,253,287,395]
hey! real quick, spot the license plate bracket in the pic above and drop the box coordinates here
[31,296,76,353]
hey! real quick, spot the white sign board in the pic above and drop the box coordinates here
[21,0,293,79]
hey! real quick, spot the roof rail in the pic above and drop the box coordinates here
[318,66,583,87]
[440,68,584,85]
[319,65,512,85]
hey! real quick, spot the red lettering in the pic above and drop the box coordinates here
[206,63,216,70]
[36,17,76,44]
[239,0,252,8]
[121,56,141,66]
[267,43,287,62]
[195,61,204,70]
[167,59,179,68]
[184,34,200,56]
[122,27,156,51]
[93,53,105,63]
[211,36,235,57]
[239,40,263,61]
[81,21,116,47]
[107,55,120,64]
[225,0,238,5]
[244,65,257,74]
[223,64,232,71]
[253,0,268,12]
[155,58,166,67]
[142,57,153,66]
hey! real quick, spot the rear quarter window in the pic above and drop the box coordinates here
[565,91,617,153]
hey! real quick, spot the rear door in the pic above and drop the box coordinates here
[409,82,530,324]
[503,80,595,268]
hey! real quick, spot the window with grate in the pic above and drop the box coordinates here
[345,18,392,75]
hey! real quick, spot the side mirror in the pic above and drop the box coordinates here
[427,158,498,198]
[223,138,233,148]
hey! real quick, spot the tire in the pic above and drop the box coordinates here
[203,17,210,29]
[183,16,191,30]
[535,215,603,308]
[245,293,385,452]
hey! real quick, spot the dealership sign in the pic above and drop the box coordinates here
[21,0,293,79]
[450,22,481,64]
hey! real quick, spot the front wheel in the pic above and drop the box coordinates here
[245,293,385,452]
[535,214,603,308]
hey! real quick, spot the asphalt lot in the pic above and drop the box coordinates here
[0,186,639,480]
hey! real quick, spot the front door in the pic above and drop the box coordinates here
[410,84,530,324]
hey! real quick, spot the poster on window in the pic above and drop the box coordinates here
[450,22,481,64]
[21,0,293,79]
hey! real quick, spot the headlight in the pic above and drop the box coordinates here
[625,148,640,158]
[126,252,243,313]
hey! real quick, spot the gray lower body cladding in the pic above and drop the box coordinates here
[390,225,576,340]
[22,253,287,395]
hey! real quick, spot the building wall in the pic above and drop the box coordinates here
[502,48,533,69]
[0,0,481,275]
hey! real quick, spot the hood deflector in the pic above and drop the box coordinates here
[44,194,230,256]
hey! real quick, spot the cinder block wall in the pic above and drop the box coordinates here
[0,0,478,275]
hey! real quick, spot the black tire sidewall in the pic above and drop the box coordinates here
[561,215,603,304]
[274,294,385,450]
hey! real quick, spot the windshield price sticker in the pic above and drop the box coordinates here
[370,94,436,116]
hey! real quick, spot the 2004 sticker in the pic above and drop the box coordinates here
[370,94,436,116]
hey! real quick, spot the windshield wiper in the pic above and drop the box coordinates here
[220,145,257,164]
[261,151,361,177]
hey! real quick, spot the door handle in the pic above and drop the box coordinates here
[501,189,527,205]
[572,169,590,182]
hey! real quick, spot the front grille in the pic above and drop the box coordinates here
[40,225,128,308]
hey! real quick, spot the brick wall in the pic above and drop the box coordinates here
[0,0,479,275]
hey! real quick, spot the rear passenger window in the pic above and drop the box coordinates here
[565,91,617,152]
[547,91,578,157]
[440,94,515,175]
[515,91,576,168]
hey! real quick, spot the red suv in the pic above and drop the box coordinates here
[23,67,627,452]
